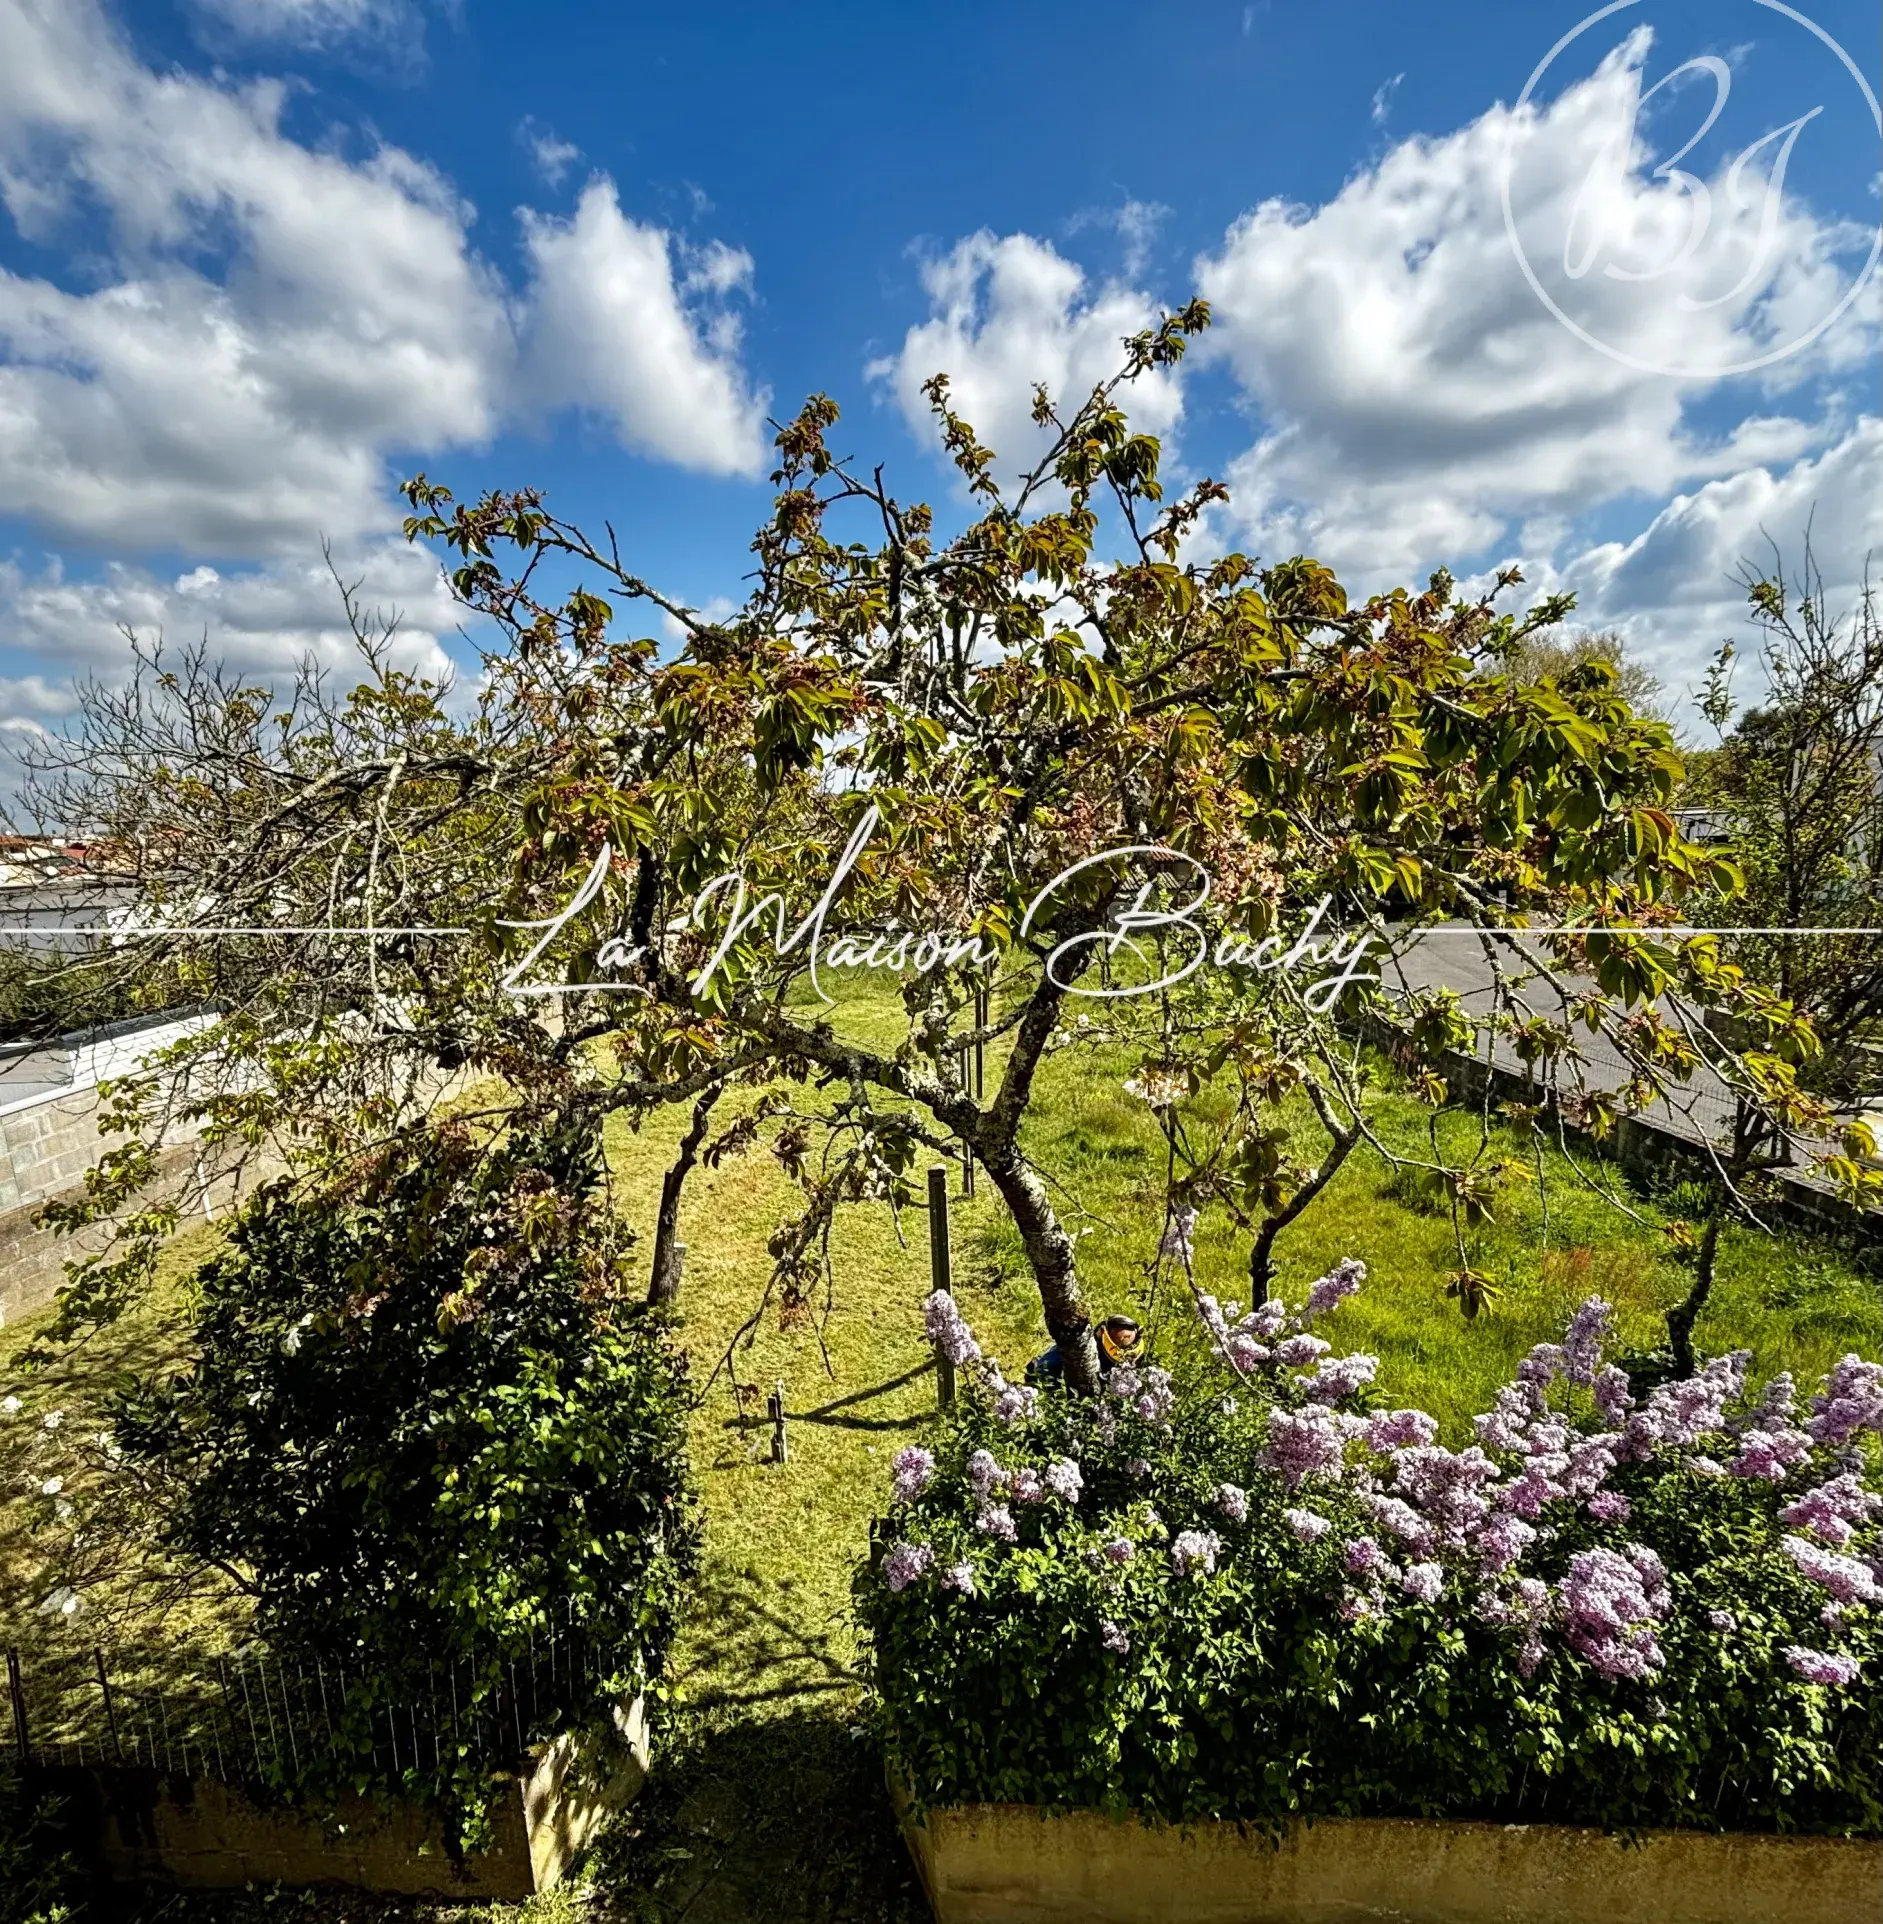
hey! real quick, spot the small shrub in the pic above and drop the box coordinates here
[117,1116,702,1840]
[860,1268,1882,1834]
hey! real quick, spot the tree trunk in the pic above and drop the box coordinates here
[984,1145,1102,1395]
[648,1083,722,1306]
[1666,1206,1724,1379]
[1248,1126,1359,1304]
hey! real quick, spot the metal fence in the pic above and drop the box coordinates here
[5,1626,613,1782]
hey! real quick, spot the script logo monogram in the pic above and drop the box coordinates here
[1501,1,1881,378]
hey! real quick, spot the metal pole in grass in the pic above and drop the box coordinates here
[768,1378,789,1463]
[6,1650,28,1761]
[927,1164,956,1409]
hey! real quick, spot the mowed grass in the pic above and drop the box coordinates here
[2,979,1878,1918]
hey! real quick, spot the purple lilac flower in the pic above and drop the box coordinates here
[1363,1493,1435,1553]
[1367,1409,1438,1453]
[1784,1645,1863,1686]
[1781,1535,1883,1607]
[1727,1426,1813,1484]
[1124,1457,1152,1481]
[1227,1334,1269,1372]
[1593,1365,1634,1426]
[1193,1297,1236,1371]
[1284,1507,1331,1543]
[1336,1591,1373,1623]
[1586,1490,1631,1523]
[1401,1561,1445,1604]
[1304,1353,1380,1404]
[883,1541,935,1593]
[1101,1536,1136,1564]
[1160,1206,1199,1266]
[1624,1353,1749,1458]
[1275,1333,1331,1367]
[1781,1476,1883,1548]
[1561,1298,1612,1385]
[1342,1535,1385,1576]
[1304,1257,1367,1320]
[1707,1609,1737,1633]
[890,1446,934,1505]
[1806,1357,1883,1448]
[940,1560,977,1596]
[1171,1529,1222,1577]
[967,1449,1005,1497]
[1133,1367,1177,1426]
[1559,1545,1671,1682]
[1476,1512,1537,1575]
[1215,1483,1249,1524]
[993,1382,1039,1427]
[1045,1458,1084,1505]
[1742,1372,1797,1433]
[1685,1455,1725,1477]
[975,1503,1017,1542]
[1391,1444,1500,1551]
[1262,1406,1348,1488]
[1101,1619,1132,1655]
[922,1290,982,1368]
[1009,1468,1047,1506]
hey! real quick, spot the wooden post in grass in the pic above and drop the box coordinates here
[94,1648,123,1761]
[960,1040,976,1200]
[928,1164,956,1409]
[768,1379,788,1464]
[651,1241,686,1308]
[6,1649,27,1761]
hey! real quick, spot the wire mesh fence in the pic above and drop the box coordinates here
[5,1620,614,1783]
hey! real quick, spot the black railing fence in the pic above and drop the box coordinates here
[5,1619,614,1782]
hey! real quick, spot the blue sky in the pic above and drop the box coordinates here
[0,0,1877,759]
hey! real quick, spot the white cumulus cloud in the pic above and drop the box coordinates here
[868,230,1185,489]
[517,180,768,478]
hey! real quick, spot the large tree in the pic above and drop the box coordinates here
[17,310,1864,1393]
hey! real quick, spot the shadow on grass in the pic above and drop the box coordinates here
[589,1706,924,1924]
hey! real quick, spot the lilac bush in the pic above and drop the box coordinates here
[862,1265,1883,1834]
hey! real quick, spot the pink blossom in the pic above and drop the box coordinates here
[1561,1297,1612,1385]
[1476,1513,1537,1575]
[1342,1535,1386,1576]
[1586,1490,1631,1523]
[1727,1426,1813,1484]
[1304,1353,1380,1405]
[1009,1468,1047,1506]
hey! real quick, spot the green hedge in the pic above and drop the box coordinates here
[859,1272,1882,1835]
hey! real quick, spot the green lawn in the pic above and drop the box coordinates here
[2,984,1878,1921]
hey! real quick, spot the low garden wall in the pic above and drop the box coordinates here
[893,1789,1883,1924]
[32,1698,648,1899]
